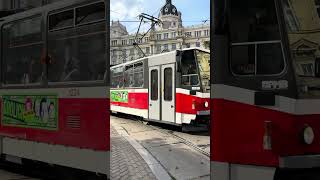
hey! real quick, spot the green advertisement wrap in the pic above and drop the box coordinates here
[2,95,58,130]
[111,91,128,103]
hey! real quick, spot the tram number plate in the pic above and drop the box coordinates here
[262,80,288,90]
[68,88,80,97]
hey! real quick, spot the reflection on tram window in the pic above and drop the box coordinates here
[2,16,43,85]
[49,10,74,31]
[76,2,105,25]
[124,64,134,87]
[181,50,199,86]
[281,0,320,97]
[47,3,106,82]
[111,66,124,88]
[230,0,285,76]
[134,62,144,87]
[196,50,210,92]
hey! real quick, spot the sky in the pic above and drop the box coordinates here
[110,0,210,34]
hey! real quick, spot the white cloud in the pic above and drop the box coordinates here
[110,0,145,21]
[110,0,174,34]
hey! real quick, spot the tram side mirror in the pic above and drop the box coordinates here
[315,60,320,77]
[254,91,275,106]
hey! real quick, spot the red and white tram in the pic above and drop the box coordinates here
[0,0,109,178]
[111,48,210,129]
[212,0,320,179]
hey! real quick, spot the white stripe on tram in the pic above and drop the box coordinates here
[211,84,320,115]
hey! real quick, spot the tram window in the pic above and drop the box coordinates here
[111,67,124,88]
[230,0,285,76]
[181,50,199,86]
[2,16,43,85]
[49,10,74,30]
[134,62,144,87]
[124,65,134,87]
[48,22,106,82]
[257,43,284,74]
[151,70,158,100]
[164,68,173,101]
[76,2,105,25]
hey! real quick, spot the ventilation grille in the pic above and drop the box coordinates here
[66,115,81,129]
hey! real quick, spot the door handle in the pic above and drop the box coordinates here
[171,105,174,108]
[150,104,152,106]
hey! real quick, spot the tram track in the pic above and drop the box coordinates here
[147,123,210,158]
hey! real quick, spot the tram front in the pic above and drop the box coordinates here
[212,0,320,179]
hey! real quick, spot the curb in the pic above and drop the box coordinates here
[113,126,172,180]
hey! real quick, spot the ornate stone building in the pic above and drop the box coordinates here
[110,0,210,65]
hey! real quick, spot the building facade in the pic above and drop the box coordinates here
[110,0,210,66]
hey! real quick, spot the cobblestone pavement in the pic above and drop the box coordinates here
[111,126,157,180]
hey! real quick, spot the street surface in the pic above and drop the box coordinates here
[0,168,38,180]
[111,115,210,180]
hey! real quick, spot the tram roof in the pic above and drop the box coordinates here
[111,47,210,69]
[0,0,103,23]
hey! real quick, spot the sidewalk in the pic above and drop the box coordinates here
[111,126,171,180]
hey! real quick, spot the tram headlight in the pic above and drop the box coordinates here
[302,125,314,145]
[204,101,209,108]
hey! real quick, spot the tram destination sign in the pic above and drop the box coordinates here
[111,91,128,103]
[1,94,58,130]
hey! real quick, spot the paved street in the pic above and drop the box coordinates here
[0,169,38,180]
[111,115,210,180]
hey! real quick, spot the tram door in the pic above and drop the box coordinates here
[161,64,175,123]
[149,66,160,120]
[148,64,175,123]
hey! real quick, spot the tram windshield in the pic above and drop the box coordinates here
[180,50,210,92]
[281,0,320,98]
[196,50,210,92]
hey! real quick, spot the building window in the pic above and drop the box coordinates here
[157,34,162,40]
[195,31,202,37]
[156,45,161,53]
[129,39,134,45]
[196,42,201,47]
[172,43,176,50]
[138,38,142,43]
[185,32,192,37]
[301,63,314,76]
[145,37,149,42]
[122,40,127,45]
[146,47,150,54]
[164,44,169,51]
[185,43,191,48]
[111,40,117,46]
[164,33,169,39]
[171,32,176,38]
[204,30,209,36]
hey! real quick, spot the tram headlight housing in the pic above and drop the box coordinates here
[204,101,209,108]
[302,125,314,145]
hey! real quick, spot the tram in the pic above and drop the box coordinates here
[0,0,109,178]
[110,47,210,129]
[212,0,320,179]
